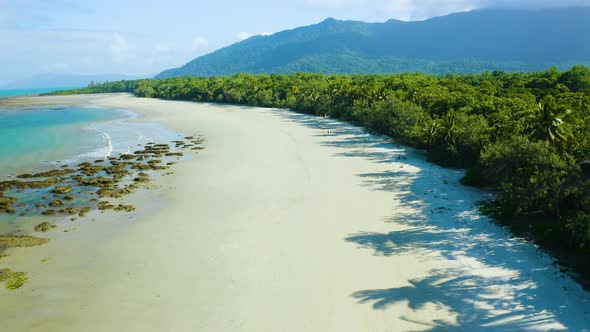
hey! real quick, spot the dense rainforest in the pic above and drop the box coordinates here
[157,8,590,78]
[51,66,590,284]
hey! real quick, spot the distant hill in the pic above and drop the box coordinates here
[157,8,590,78]
[1,73,143,89]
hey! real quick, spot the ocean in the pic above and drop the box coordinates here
[0,103,184,234]
[0,87,76,98]
[0,105,182,176]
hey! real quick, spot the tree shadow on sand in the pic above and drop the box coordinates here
[352,268,560,331]
[271,110,590,331]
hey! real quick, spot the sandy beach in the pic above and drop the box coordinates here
[0,93,589,331]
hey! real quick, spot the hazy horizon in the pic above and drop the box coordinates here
[1,0,589,86]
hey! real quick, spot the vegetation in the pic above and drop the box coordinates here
[156,8,590,78]
[50,66,590,283]
[0,269,28,290]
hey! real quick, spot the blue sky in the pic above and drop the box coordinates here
[0,0,588,85]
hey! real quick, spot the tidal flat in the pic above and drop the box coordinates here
[0,135,205,289]
[0,96,206,290]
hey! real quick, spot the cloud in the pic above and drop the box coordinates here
[237,31,273,41]
[236,32,253,41]
[384,0,478,21]
[304,0,590,21]
[191,37,209,50]
[481,0,590,9]
[109,32,134,62]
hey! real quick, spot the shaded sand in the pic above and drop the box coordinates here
[1,94,589,331]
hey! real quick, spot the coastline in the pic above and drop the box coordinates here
[0,93,589,331]
[0,98,187,238]
[0,99,132,176]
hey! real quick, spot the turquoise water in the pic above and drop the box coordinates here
[0,106,124,176]
[0,87,78,98]
[0,104,185,234]
[0,105,183,177]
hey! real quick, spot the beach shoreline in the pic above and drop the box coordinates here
[0,96,191,238]
[0,93,589,331]
[0,97,131,175]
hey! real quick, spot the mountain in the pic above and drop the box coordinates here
[1,73,143,89]
[157,8,590,78]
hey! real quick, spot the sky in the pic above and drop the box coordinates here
[0,0,588,85]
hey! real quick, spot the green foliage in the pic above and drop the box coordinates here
[478,138,575,216]
[535,95,574,154]
[559,65,590,94]
[50,66,590,272]
[155,9,590,78]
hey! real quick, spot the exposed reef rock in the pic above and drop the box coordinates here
[34,222,55,232]
[0,134,206,289]
[51,186,73,194]
[0,235,50,248]
[16,169,76,179]
[0,269,28,289]
[0,194,17,214]
[49,199,64,207]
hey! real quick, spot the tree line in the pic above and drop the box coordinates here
[50,66,590,283]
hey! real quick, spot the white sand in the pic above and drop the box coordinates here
[0,94,589,331]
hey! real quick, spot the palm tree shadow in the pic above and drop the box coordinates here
[352,269,561,331]
[269,109,590,331]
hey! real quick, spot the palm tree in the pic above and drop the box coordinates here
[440,110,458,145]
[536,96,574,154]
[424,121,440,146]
[424,110,458,147]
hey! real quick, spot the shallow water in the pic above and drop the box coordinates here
[0,105,182,176]
[0,104,185,234]
[0,88,76,98]
[0,106,123,176]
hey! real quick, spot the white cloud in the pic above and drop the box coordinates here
[237,31,273,41]
[191,37,209,50]
[383,0,590,21]
[384,0,479,21]
[109,32,134,62]
[302,0,479,21]
[305,0,590,21]
[481,0,590,9]
[382,0,590,21]
[236,32,253,41]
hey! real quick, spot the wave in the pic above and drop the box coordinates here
[49,108,183,167]
[81,128,113,158]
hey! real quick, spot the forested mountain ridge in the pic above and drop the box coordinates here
[157,8,590,78]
